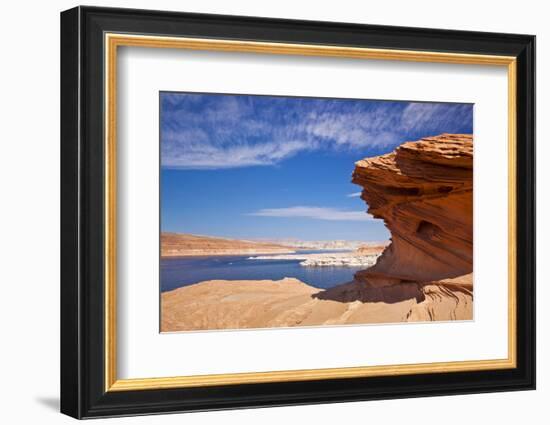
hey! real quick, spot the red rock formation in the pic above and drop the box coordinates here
[352,134,473,286]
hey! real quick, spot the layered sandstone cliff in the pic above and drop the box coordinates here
[352,134,473,286]
[161,233,295,257]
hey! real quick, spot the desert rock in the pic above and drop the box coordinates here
[161,274,473,332]
[352,134,473,286]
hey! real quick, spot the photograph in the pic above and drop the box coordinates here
[57,5,536,419]
[159,92,474,332]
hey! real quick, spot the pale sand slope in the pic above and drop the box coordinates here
[161,274,472,332]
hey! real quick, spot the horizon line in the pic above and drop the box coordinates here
[160,231,389,243]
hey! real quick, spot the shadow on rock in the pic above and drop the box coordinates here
[312,280,426,304]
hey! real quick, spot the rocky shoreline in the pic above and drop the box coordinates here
[247,251,382,267]
[300,254,379,267]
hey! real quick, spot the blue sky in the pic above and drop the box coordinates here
[160,92,473,241]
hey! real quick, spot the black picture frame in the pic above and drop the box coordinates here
[61,5,535,419]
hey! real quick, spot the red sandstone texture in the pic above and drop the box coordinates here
[352,134,473,287]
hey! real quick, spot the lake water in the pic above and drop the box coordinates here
[161,250,362,292]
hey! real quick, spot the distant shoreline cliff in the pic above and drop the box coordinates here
[161,233,296,257]
[161,232,386,258]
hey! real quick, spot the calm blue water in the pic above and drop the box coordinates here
[161,250,361,292]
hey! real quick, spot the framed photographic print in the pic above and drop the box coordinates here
[60,6,536,419]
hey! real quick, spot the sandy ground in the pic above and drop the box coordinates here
[161,274,473,332]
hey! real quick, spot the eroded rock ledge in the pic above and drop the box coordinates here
[161,275,473,332]
[352,134,473,286]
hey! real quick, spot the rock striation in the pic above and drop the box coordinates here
[161,233,295,257]
[352,134,473,286]
[161,274,473,332]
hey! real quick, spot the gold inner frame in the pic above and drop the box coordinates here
[104,33,517,392]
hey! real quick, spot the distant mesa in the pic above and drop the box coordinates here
[161,233,295,257]
[265,239,370,251]
[246,243,388,267]
[161,233,386,258]
[352,133,473,287]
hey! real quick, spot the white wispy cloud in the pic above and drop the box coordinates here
[247,206,372,221]
[162,139,311,169]
[347,192,362,198]
[400,103,473,134]
[161,94,472,169]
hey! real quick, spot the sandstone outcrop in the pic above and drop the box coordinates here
[352,134,473,286]
[356,242,390,256]
[161,274,472,332]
